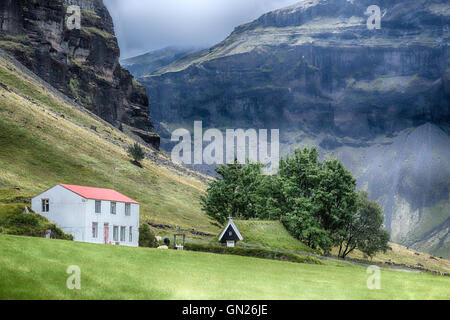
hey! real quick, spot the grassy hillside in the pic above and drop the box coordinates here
[1,234,449,300]
[234,220,314,252]
[0,51,218,236]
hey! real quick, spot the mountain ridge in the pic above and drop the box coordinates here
[121,46,202,78]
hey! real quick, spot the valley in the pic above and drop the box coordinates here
[0,0,448,301]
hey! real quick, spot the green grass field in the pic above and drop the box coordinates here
[1,234,449,300]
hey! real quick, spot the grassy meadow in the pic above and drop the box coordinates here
[0,234,449,300]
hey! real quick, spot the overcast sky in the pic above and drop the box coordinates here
[103,0,301,59]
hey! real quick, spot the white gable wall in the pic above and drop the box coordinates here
[31,185,140,247]
[31,185,87,241]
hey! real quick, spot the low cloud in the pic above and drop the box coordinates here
[104,0,300,59]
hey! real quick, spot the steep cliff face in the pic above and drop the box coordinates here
[143,0,448,136]
[135,0,450,256]
[0,0,160,148]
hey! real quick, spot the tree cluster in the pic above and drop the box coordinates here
[201,147,389,258]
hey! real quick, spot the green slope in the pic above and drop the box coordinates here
[1,234,449,300]
[234,220,314,252]
[0,51,218,236]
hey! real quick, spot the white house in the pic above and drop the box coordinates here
[31,184,139,247]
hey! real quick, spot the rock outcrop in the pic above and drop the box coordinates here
[0,0,160,148]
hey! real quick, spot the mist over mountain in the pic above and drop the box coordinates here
[125,0,450,257]
[121,47,201,78]
[103,0,302,59]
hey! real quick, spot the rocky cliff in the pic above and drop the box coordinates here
[142,0,448,135]
[0,0,160,148]
[135,0,450,257]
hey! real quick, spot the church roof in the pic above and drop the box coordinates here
[218,217,243,241]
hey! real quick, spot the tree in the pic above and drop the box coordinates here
[337,192,390,259]
[277,147,337,251]
[201,160,273,224]
[281,199,331,251]
[314,159,358,254]
[278,148,358,253]
[139,223,158,248]
[127,142,145,166]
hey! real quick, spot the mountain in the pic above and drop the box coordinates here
[121,46,201,78]
[135,0,450,257]
[0,0,159,148]
[327,123,450,256]
[142,0,449,133]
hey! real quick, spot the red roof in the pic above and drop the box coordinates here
[59,184,139,204]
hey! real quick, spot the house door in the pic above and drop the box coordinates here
[104,223,109,244]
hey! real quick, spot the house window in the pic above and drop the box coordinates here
[129,227,132,242]
[95,200,101,214]
[110,202,116,215]
[125,203,131,216]
[228,231,232,236]
[41,199,49,212]
[113,226,119,241]
[92,222,98,238]
[120,226,126,242]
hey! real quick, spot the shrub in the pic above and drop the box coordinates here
[127,142,145,166]
[47,224,74,241]
[0,205,73,240]
[6,212,42,236]
[139,223,158,248]
[184,243,322,265]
